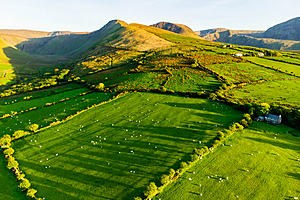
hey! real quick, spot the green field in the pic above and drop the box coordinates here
[164,67,221,92]
[0,156,26,200]
[228,78,300,107]
[206,63,292,83]
[12,92,242,200]
[0,87,90,116]
[265,56,300,65]
[0,92,114,135]
[245,57,300,76]
[156,122,300,200]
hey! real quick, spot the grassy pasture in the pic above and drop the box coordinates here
[0,92,114,135]
[156,122,300,200]
[0,156,26,200]
[13,92,242,200]
[0,63,15,85]
[206,63,292,83]
[0,83,83,105]
[164,67,221,92]
[245,57,300,76]
[227,78,300,107]
[0,87,90,116]
[265,56,300,65]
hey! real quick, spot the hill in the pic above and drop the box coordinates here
[0,19,300,200]
[151,22,200,38]
[196,17,300,50]
[264,17,300,41]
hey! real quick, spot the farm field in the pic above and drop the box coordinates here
[155,122,300,200]
[164,67,221,92]
[206,63,292,83]
[0,87,90,116]
[265,56,300,65]
[12,92,242,200]
[0,63,15,85]
[245,57,300,76]
[0,156,26,200]
[228,78,300,107]
[0,82,84,105]
[0,92,114,135]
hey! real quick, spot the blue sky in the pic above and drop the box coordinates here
[0,0,299,32]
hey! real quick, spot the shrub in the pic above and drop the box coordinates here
[160,174,170,185]
[17,173,25,181]
[217,131,225,138]
[13,130,30,140]
[19,178,31,191]
[143,182,158,197]
[240,119,248,127]
[95,83,105,91]
[190,154,199,162]
[27,188,37,198]
[234,123,244,131]
[180,161,188,169]
[0,135,12,148]
[3,148,14,156]
[169,168,175,178]
[28,124,39,133]
[7,157,19,170]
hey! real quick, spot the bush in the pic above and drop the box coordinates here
[217,131,225,138]
[169,168,175,178]
[240,119,248,127]
[95,83,105,91]
[160,174,170,185]
[180,161,188,169]
[0,135,12,148]
[3,148,14,156]
[7,157,19,170]
[27,188,37,198]
[144,182,158,197]
[28,124,39,132]
[13,130,30,140]
[19,178,31,191]
[17,173,25,181]
[190,154,199,162]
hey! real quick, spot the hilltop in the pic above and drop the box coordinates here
[264,17,300,41]
[196,17,300,50]
[151,22,200,38]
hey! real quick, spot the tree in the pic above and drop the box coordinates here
[143,182,158,197]
[17,173,25,181]
[19,178,31,191]
[13,130,30,139]
[134,197,142,200]
[160,174,170,185]
[169,168,175,178]
[7,157,19,170]
[27,188,37,198]
[0,135,12,148]
[3,148,14,156]
[28,124,39,132]
[95,83,105,91]
[180,161,188,169]
[240,119,248,128]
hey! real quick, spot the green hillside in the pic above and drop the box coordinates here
[0,19,299,200]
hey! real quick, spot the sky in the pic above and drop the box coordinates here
[0,0,299,32]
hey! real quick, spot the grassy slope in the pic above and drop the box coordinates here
[245,57,300,76]
[228,78,300,107]
[156,122,300,200]
[13,92,242,200]
[206,62,292,83]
